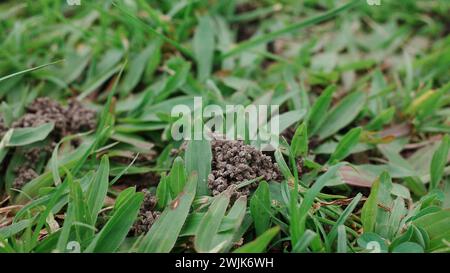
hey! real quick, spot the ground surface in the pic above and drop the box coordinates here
[0,0,449,253]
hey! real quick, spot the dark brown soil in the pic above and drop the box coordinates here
[208,139,281,199]
[234,3,260,42]
[12,166,39,190]
[130,189,160,236]
[5,97,97,190]
[12,97,96,137]
[115,172,160,191]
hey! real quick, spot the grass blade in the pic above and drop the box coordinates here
[430,135,450,190]
[6,123,54,147]
[195,192,230,252]
[221,0,359,59]
[86,155,110,225]
[0,60,63,82]
[234,226,280,253]
[194,15,215,81]
[316,91,366,140]
[328,127,362,164]
[138,173,197,253]
[86,190,143,253]
[250,181,272,236]
[185,140,212,196]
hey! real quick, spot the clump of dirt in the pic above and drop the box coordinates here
[130,189,161,236]
[7,97,97,190]
[208,139,281,199]
[66,99,97,133]
[12,145,50,190]
[12,97,96,138]
[12,166,39,190]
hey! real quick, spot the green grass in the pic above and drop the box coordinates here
[0,0,450,253]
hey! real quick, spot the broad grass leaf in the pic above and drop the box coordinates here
[194,15,215,81]
[392,242,424,253]
[185,140,212,196]
[156,175,171,210]
[120,43,156,96]
[78,64,122,100]
[429,135,450,190]
[365,107,395,131]
[85,190,143,253]
[195,192,230,253]
[387,197,406,240]
[337,225,347,253]
[233,226,280,253]
[375,173,394,238]
[328,127,362,164]
[138,173,198,253]
[212,196,247,252]
[389,225,429,251]
[56,179,78,253]
[62,178,90,249]
[0,220,31,238]
[414,209,450,251]
[155,58,191,102]
[6,123,54,147]
[168,157,187,197]
[404,177,427,197]
[86,155,110,225]
[250,181,271,236]
[29,173,71,247]
[277,110,307,133]
[361,172,393,235]
[274,149,293,182]
[361,176,379,233]
[181,212,246,237]
[110,132,154,150]
[60,50,91,84]
[308,85,336,134]
[292,229,317,253]
[114,187,138,211]
[316,91,366,140]
[291,123,308,157]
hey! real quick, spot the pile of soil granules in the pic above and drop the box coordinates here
[4,97,97,189]
[130,189,161,236]
[12,97,96,137]
[207,139,281,199]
